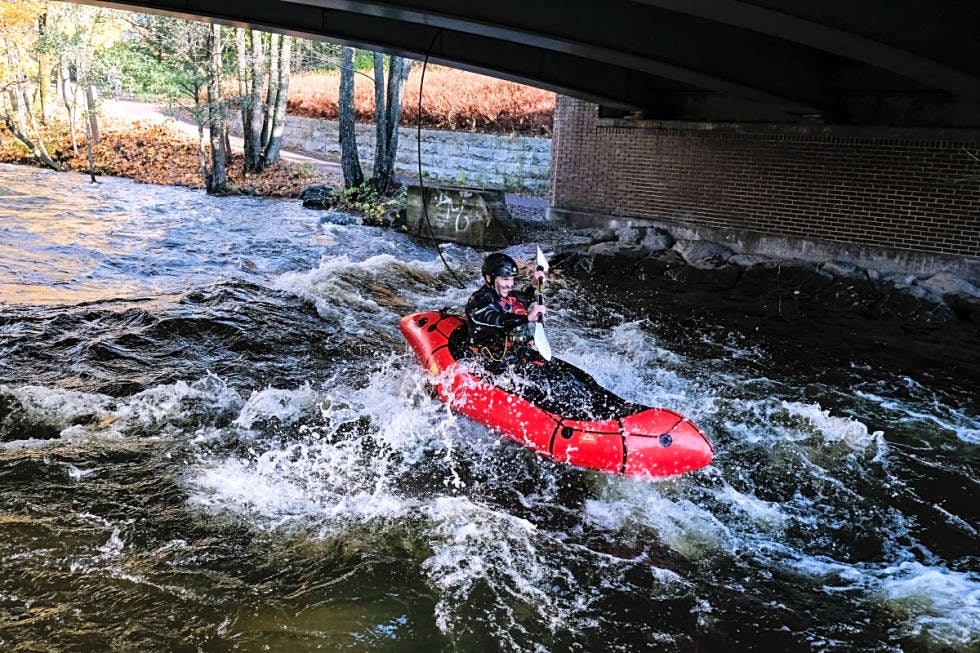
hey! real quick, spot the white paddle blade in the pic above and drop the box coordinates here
[536,245,549,272]
[534,322,552,361]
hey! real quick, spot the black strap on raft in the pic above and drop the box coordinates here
[416,29,467,290]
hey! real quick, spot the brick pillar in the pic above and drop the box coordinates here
[551,96,980,267]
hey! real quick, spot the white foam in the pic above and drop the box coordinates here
[584,482,738,559]
[782,401,885,451]
[233,383,319,430]
[879,562,980,648]
[421,496,574,645]
[854,382,980,445]
[185,355,471,527]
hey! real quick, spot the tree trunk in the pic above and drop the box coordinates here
[1,38,59,170]
[249,30,265,159]
[1,113,61,171]
[373,56,410,195]
[84,104,96,182]
[262,34,291,166]
[36,12,49,125]
[85,84,100,144]
[260,32,280,150]
[206,23,228,194]
[372,52,386,183]
[338,46,363,188]
[236,27,264,173]
[58,58,79,155]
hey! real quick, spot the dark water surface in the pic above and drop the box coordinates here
[1,164,977,651]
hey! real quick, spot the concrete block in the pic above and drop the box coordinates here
[405,185,517,249]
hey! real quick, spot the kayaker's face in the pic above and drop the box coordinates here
[490,274,515,297]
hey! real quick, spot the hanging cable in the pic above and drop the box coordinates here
[416,29,467,289]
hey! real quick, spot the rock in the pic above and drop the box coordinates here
[881,272,920,291]
[919,272,980,299]
[672,240,734,268]
[877,284,953,327]
[587,240,649,276]
[587,227,619,245]
[820,260,866,280]
[614,226,646,244]
[634,249,687,280]
[299,184,337,210]
[550,250,594,275]
[813,275,882,313]
[553,235,594,253]
[587,240,638,257]
[536,218,977,333]
[946,292,980,326]
[729,253,774,268]
[639,228,674,252]
[670,262,742,289]
[317,209,359,226]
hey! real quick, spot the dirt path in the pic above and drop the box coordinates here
[102,98,347,178]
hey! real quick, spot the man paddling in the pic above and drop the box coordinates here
[463,252,547,370]
[452,251,652,422]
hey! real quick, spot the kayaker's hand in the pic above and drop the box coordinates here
[528,304,546,322]
[533,269,547,286]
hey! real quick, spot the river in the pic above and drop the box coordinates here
[0,163,977,652]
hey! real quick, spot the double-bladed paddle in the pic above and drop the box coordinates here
[533,245,552,361]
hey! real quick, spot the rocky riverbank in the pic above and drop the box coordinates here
[505,217,980,384]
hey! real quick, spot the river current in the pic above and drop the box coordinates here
[0,163,977,651]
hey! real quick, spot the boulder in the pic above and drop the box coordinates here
[919,272,980,299]
[820,260,866,280]
[634,249,687,280]
[614,226,646,244]
[587,240,649,276]
[299,184,337,210]
[673,240,734,268]
[639,227,675,253]
[729,253,774,268]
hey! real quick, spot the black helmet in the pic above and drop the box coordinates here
[482,253,518,279]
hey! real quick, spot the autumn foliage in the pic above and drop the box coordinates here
[0,116,332,197]
[288,65,555,136]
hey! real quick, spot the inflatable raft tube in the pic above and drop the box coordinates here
[400,310,714,478]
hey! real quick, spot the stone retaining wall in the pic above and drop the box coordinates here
[248,115,552,194]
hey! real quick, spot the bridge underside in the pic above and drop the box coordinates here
[87,0,980,128]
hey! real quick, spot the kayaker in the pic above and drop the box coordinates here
[464,252,547,368]
[455,253,645,419]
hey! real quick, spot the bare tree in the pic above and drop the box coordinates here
[338,45,363,188]
[261,34,291,166]
[1,35,60,170]
[372,53,410,195]
[235,27,264,173]
[205,22,228,193]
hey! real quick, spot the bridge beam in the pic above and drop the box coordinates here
[82,0,980,126]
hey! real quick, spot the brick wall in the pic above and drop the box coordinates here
[551,96,980,261]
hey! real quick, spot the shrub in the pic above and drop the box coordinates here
[288,64,555,136]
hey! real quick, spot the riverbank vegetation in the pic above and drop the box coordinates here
[0,1,553,206]
[0,115,329,196]
[288,66,554,137]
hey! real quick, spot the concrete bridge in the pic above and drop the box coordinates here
[83,1,980,276]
